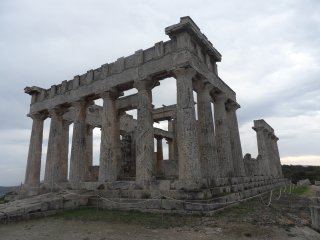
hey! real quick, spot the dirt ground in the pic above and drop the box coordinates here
[0,217,319,240]
[1,187,320,240]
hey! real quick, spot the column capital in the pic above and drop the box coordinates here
[155,135,163,140]
[212,91,227,103]
[100,87,123,100]
[48,106,68,117]
[193,79,213,94]
[134,78,159,91]
[27,111,48,121]
[271,134,279,141]
[87,124,95,131]
[225,100,240,112]
[71,99,89,109]
[172,67,197,80]
[252,126,266,132]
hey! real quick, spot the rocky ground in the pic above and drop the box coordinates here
[0,186,319,240]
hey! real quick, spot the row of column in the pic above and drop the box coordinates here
[25,66,245,189]
[253,126,283,177]
[25,104,94,188]
[173,67,245,183]
[24,79,163,187]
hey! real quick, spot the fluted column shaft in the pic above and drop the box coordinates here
[271,136,283,177]
[99,90,121,182]
[267,133,277,177]
[156,136,163,175]
[85,125,93,180]
[213,93,234,178]
[44,108,65,188]
[156,137,163,161]
[195,81,218,179]
[253,127,271,176]
[134,80,155,184]
[167,138,174,160]
[69,100,88,188]
[25,113,46,186]
[226,102,245,177]
[173,68,201,182]
[59,120,70,182]
[168,119,178,161]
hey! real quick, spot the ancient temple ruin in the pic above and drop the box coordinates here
[23,17,286,210]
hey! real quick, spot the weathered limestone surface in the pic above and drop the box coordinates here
[134,80,155,184]
[44,108,66,188]
[253,126,271,176]
[253,120,282,178]
[156,136,163,176]
[311,192,320,231]
[226,101,245,177]
[99,90,121,182]
[213,93,233,178]
[271,135,283,177]
[23,17,285,204]
[84,125,93,180]
[120,133,135,178]
[194,80,217,179]
[167,119,178,161]
[60,120,70,182]
[24,113,46,186]
[174,67,201,182]
[69,100,88,188]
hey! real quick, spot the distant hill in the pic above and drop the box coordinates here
[282,165,320,184]
[0,186,19,196]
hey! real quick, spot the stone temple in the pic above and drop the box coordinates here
[23,17,287,212]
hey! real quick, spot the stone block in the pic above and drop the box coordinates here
[231,177,239,185]
[151,180,171,191]
[47,198,63,210]
[107,181,131,190]
[311,205,320,231]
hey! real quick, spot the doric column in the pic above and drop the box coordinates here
[24,112,47,186]
[99,89,121,182]
[166,138,174,160]
[266,133,277,177]
[134,80,155,184]
[173,67,201,182]
[84,125,94,180]
[59,119,70,183]
[271,135,283,177]
[226,101,246,177]
[168,119,178,161]
[194,80,218,180]
[156,136,163,161]
[69,100,88,188]
[156,136,163,175]
[44,107,66,188]
[212,92,234,178]
[252,127,271,176]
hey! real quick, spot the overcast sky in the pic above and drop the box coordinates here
[0,0,319,186]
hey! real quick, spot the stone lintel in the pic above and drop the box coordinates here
[116,94,138,112]
[153,104,176,122]
[154,128,173,139]
[133,77,159,91]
